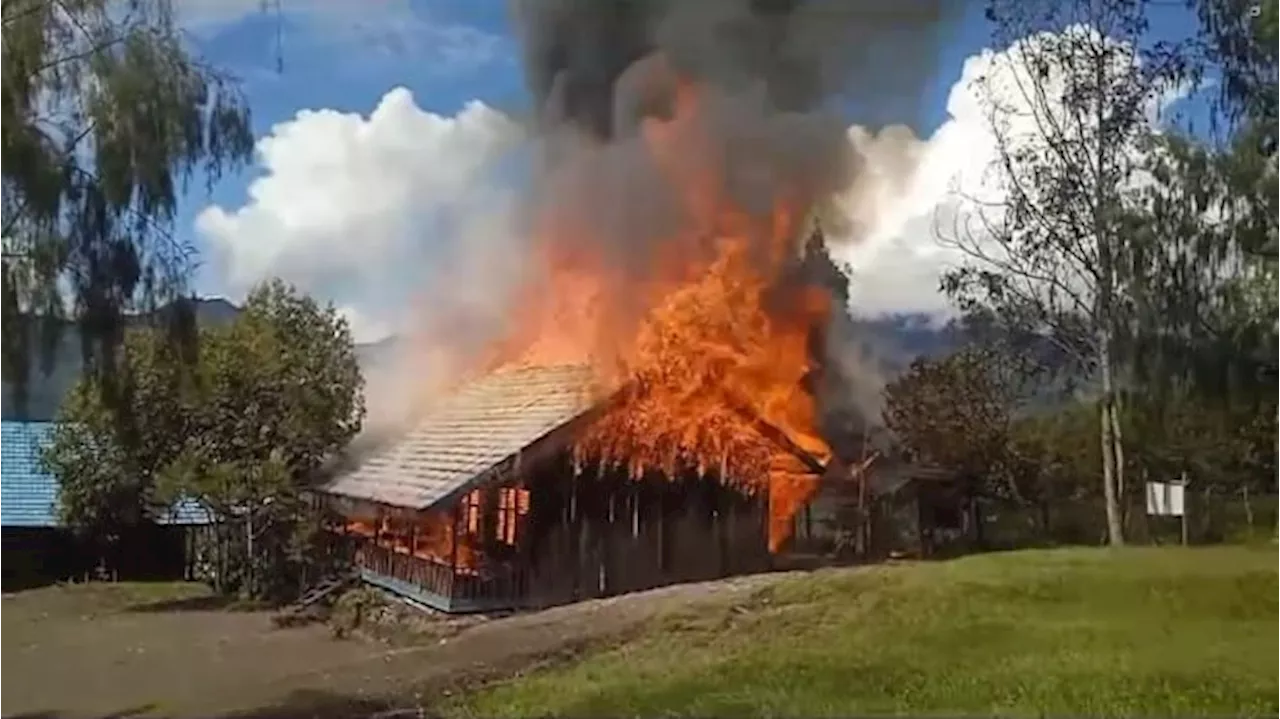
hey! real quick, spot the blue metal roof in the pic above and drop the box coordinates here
[2,421,60,527]
[1,420,211,528]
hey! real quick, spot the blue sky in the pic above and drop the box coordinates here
[179,1,521,231]
[176,0,1205,341]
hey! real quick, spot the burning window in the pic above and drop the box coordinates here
[496,487,530,545]
[462,487,530,545]
[465,490,481,534]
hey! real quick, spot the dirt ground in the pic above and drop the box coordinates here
[1,572,796,719]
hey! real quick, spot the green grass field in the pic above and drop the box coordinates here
[443,546,1279,718]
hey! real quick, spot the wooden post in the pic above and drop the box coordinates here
[1242,485,1254,532]
[1180,471,1189,547]
[631,480,640,539]
[857,466,869,557]
[569,466,581,600]
[450,503,460,571]
[916,486,929,558]
[656,477,666,574]
[1269,396,1280,537]
[603,465,615,595]
[726,490,737,574]
[761,478,773,569]
[718,488,729,577]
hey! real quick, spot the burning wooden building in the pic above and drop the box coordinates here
[310,18,903,611]
[319,362,831,613]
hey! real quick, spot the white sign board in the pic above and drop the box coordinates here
[1145,481,1185,517]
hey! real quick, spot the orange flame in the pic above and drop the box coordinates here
[486,73,832,552]
[345,500,492,571]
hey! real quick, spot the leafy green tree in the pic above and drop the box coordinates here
[186,279,366,478]
[884,349,1007,479]
[882,347,1041,521]
[157,280,365,597]
[42,383,133,541]
[1193,0,1278,153]
[2,0,253,411]
[1005,403,1102,535]
[1124,389,1276,495]
[43,328,191,526]
[44,280,364,596]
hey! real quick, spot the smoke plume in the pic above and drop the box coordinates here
[508,0,958,434]
[366,0,958,446]
[515,0,956,139]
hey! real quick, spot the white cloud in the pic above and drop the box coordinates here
[195,87,525,340]
[174,0,267,31]
[831,49,999,318]
[179,0,420,36]
[833,25,1183,320]
[336,305,394,345]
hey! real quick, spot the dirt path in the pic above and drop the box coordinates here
[215,571,797,716]
[2,572,799,718]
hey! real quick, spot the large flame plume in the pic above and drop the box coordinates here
[483,72,846,550]
[366,0,956,553]
[474,0,955,551]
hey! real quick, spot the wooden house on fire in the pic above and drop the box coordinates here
[318,363,826,614]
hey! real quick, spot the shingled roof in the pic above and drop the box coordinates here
[322,364,598,511]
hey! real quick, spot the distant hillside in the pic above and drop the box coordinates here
[2,308,962,422]
[846,313,962,374]
[2,298,245,421]
[354,334,401,371]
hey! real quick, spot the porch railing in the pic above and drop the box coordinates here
[352,541,529,610]
[355,542,455,598]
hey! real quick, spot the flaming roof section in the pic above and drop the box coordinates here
[323,364,597,510]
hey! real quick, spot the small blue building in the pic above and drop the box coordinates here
[1,420,213,589]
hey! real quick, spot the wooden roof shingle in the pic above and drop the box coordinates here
[322,364,597,511]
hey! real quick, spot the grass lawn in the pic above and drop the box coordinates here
[443,546,1279,718]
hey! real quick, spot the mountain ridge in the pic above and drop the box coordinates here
[2,300,959,421]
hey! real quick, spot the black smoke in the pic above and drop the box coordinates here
[512,0,961,141]
[507,0,965,442]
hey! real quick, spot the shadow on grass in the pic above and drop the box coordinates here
[216,690,422,719]
[125,595,276,614]
[3,693,424,719]
[124,594,241,613]
[0,574,61,594]
[4,704,158,719]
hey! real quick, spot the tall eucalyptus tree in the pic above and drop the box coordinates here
[939,0,1202,545]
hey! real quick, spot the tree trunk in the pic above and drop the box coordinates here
[970,493,986,549]
[1093,40,1124,549]
[1180,471,1191,546]
[1242,485,1254,530]
[1111,393,1127,528]
[1269,399,1280,534]
[246,512,255,600]
[213,523,226,595]
[1099,347,1125,546]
